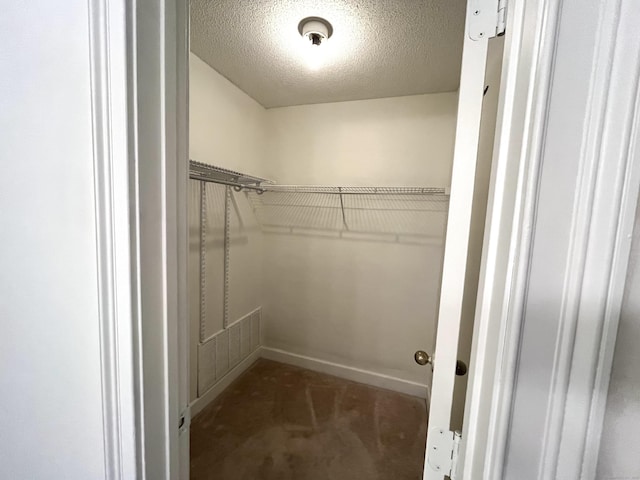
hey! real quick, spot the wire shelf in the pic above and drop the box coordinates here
[189,160,270,191]
[248,186,449,239]
[188,164,449,241]
[261,185,448,195]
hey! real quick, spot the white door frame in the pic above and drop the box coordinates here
[98,0,640,478]
[457,0,563,477]
[174,2,191,479]
[127,0,190,478]
[461,0,640,478]
[88,0,140,477]
[93,0,189,478]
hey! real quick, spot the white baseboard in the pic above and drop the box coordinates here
[260,347,429,400]
[191,346,430,418]
[190,348,261,418]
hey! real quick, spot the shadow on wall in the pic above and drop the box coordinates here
[247,189,449,246]
[189,182,261,249]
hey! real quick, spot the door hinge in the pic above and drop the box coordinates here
[178,406,191,435]
[497,0,507,36]
[468,0,507,40]
[427,428,462,479]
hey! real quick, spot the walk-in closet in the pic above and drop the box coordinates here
[186,1,505,479]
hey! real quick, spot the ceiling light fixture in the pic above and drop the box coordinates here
[298,17,333,47]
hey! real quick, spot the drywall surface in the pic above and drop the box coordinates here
[597,199,640,478]
[189,54,264,402]
[261,93,458,385]
[190,53,268,178]
[451,35,505,431]
[264,92,458,186]
[262,234,445,385]
[190,57,460,391]
[0,2,105,478]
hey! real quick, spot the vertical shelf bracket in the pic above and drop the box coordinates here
[222,186,231,329]
[198,181,207,343]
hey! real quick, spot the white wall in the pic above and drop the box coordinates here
[597,199,640,478]
[0,2,106,478]
[265,93,457,186]
[261,93,458,386]
[262,235,445,385]
[189,53,481,397]
[190,53,268,177]
[189,53,264,402]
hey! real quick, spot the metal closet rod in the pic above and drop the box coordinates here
[189,173,266,193]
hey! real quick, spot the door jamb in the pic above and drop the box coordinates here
[457,0,561,477]
[110,0,640,477]
[460,0,640,478]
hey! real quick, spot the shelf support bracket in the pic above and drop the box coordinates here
[338,187,349,231]
[222,186,231,329]
[198,181,207,343]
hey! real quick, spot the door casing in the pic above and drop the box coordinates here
[102,0,640,478]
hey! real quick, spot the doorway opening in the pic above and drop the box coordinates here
[184,2,505,478]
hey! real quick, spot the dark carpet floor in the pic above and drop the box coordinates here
[190,359,428,480]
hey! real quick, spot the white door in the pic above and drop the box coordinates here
[422,1,503,478]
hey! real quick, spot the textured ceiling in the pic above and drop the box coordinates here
[190,0,466,108]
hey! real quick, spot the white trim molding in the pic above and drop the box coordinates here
[459,0,562,476]
[486,1,640,479]
[460,0,640,478]
[261,347,430,400]
[190,345,429,420]
[87,1,139,478]
[559,1,640,477]
[175,3,191,479]
[126,0,187,478]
